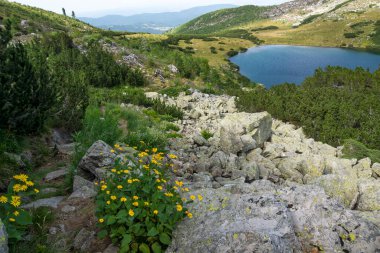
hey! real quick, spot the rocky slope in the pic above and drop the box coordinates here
[8,90,379,252]
[145,90,380,252]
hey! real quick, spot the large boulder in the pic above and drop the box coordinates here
[357,179,380,211]
[77,140,116,179]
[168,181,380,253]
[213,112,272,154]
[312,175,358,208]
[354,158,372,179]
[0,219,8,253]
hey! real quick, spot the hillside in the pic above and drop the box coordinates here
[171,0,380,51]
[79,4,236,34]
[0,0,94,34]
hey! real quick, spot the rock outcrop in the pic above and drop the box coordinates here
[140,90,380,252]
[0,219,8,253]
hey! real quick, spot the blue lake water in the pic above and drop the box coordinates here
[229,45,380,88]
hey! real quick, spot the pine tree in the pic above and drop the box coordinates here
[71,11,76,19]
[62,8,66,16]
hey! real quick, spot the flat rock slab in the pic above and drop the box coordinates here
[69,186,97,200]
[0,219,8,253]
[103,244,119,253]
[73,228,95,252]
[22,196,65,209]
[44,169,68,182]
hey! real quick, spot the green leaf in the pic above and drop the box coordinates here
[159,233,171,245]
[139,243,151,253]
[97,229,108,239]
[107,215,116,225]
[147,227,159,237]
[151,242,162,253]
[121,234,132,248]
[117,209,128,219]
[16,211,32,225]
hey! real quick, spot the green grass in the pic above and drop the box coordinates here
[342,139,380,163]
[9,207,55,253]
[172,5,272,35]
[201,130,214,140]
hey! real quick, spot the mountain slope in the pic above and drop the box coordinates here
[79,4,236,34]
[0,0,94,34]
[171,0,380,50]
[171,5,273,35]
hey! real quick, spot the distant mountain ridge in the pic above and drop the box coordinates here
[79,4,236,34]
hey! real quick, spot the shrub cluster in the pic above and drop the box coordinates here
[0,174,39,241]
[95,147,201,252]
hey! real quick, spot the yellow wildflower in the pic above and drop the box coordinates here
[106,201,111,205]
[13,184,22,192]
[133,196,139,200]
[175,181,183,187]
[123,170,130,174]
[117,185,123,189]
[99,218,104,223]
[144,202,149,206]
[111,195,117,201]
[111,149,115,153]
[187,212,193,218]
[111,168,116,173]
[9,218,15,222]
[156,179,161,183]
[121,197,127,202]
[14,211,19,216]
[101,185,107,191]
[176,204,183,212]
[152,148,158,153]
[143,165,149,170]
[34,189,39,193]
[127,179,133,184]
[114,144,120,149]
[25,181,34,187]
[133,201,139,207]
[129,209,135,217]
[153,210,158,215]
[106,191,110,195]
[132,179,140,182]
[0,196,8,203]
[169,154,177,159]
[20,185,28,191]
[190,195,196,201]
[157,186,163,191]
[198,195,203,201]
[13,174,28,182]
[11,196,21,207]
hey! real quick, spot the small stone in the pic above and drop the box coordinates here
[49,227,58,235]
[73,176,95,192]
[0,219,8,253]
[69,186,97,199]
[22,196,65,209]
[44,169,68,182]
[61,205,76,213]
[73,228,95,252]
[103,244,119,253]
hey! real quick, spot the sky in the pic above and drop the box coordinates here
[11,0,289,17]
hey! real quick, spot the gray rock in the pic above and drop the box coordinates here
[277,158,304,183]
[44,169,68,182]
[215,112,272,154]
[372,162,380,178]
[78,140,116,179]
[168,181,380,253]
[168,64,179,74]
[0,219,8,253]
[22,196,65,209]
[73,228,95,252]
[103,244,119,253]
[41,188,58,194]
[57,143,75,155]
[73,175,95,192]
[193,134,208,146]
[354,158,372,179]
[69,186,97,199]
[312,175,358,208]
[357,179,380,211]
[61,205,76,213]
